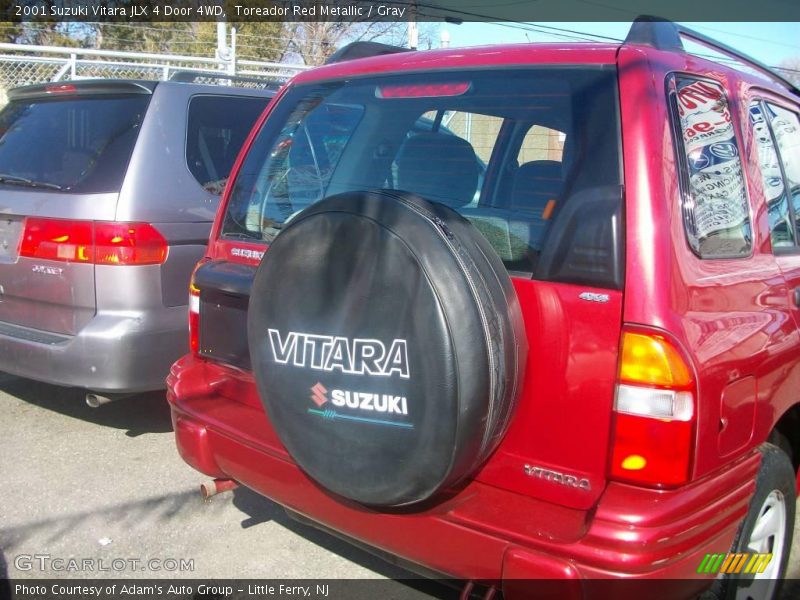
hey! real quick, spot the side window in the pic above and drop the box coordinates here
[440,111,503,165]
[748,101,795,248]
[764,103,800,245]
[518,125,565,163]
[669,76,752,258]
[186,95,270,195]
[511,125,566,216]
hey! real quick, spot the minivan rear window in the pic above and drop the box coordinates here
[222,68,623,286]
[0,95,150,193]
[185,95,271,195]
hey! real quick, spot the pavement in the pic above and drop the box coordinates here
[0,371,798,599]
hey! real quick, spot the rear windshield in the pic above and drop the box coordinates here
[0,94,149,193]
[222,68,623,286]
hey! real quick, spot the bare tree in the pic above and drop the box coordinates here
[777,56,800,86]
[281,21,435,66]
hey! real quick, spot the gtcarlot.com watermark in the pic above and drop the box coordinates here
[14,554,195,573]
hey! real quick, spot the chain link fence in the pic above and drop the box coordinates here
[0,43,308,104]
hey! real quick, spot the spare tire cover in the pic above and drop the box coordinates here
[247,191,527,507]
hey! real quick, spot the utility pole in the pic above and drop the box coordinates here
[216,21,227,67]
[216,21,236,74]
[408,1,418,49]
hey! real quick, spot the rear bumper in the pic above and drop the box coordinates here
[0,305,188,393]
[167,355,759,598]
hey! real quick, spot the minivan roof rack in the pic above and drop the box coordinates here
[169,70,282,90]
[325,41,411,65]
[624,15,800,97]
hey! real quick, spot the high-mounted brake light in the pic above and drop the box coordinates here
[609,329,696,487]
[45,84,78,94]
[20,218,168,266]
[376,82,471,99]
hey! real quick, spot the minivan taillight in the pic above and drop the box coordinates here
[19,218,168,265]
[609,329,696,487]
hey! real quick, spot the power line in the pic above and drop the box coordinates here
[690,23,800,52]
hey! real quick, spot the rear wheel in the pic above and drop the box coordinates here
[720,444,795,600]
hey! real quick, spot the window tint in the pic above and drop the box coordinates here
[764,103,800,244]
[0,95,149,193]
[186,95,270,195]
[222,69,623,286]
[669,76,751,258]
[749,101,795,248]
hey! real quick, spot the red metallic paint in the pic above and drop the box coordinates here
[168,378,756,587]
[168,41,800,590]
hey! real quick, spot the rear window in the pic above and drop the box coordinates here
[185,95,271,195]
[0,95,149,193]
[222,68,623,286]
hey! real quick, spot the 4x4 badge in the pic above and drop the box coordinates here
[578,292,610,303]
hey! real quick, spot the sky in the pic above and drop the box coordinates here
[441,22,800,69]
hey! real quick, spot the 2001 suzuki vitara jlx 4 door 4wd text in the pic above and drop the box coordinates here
[168,19,800,599]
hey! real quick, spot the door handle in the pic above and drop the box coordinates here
[795,287,800,308]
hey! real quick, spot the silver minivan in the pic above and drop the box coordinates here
[0,78,273,398]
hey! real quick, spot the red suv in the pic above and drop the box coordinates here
[167,18,800,599]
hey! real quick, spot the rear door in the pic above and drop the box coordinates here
[207,67,626,510]
[0,83,151,335]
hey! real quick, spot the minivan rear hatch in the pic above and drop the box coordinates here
[0,81,152,336]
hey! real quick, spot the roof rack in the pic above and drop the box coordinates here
[169,70,282,91]
[325,41,411,65]
[624,15,799,97]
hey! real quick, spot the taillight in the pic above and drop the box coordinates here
[94,222,167,265]
[609,328,696,487]
[20,218,168,265]
[19,218,94,262]
[189,259,208,356]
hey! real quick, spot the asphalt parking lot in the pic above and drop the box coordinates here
[0,371,798,599]
[0,373,447,599]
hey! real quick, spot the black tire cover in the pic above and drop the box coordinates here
[247,190,527,507]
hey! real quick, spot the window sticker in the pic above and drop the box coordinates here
[675,79,748,242]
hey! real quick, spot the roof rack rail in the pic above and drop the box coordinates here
[325,41,411,65]
[169,70,283,90]
[624,15,799,97]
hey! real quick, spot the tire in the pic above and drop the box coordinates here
[714,443,796,600]
[247,190,527,507]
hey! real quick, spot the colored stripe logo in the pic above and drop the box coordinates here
[697,553,772,575]
[307,408,414,429]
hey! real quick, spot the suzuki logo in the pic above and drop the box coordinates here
[310,382,328,407]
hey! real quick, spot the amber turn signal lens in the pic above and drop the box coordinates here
[619,332,692,388]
